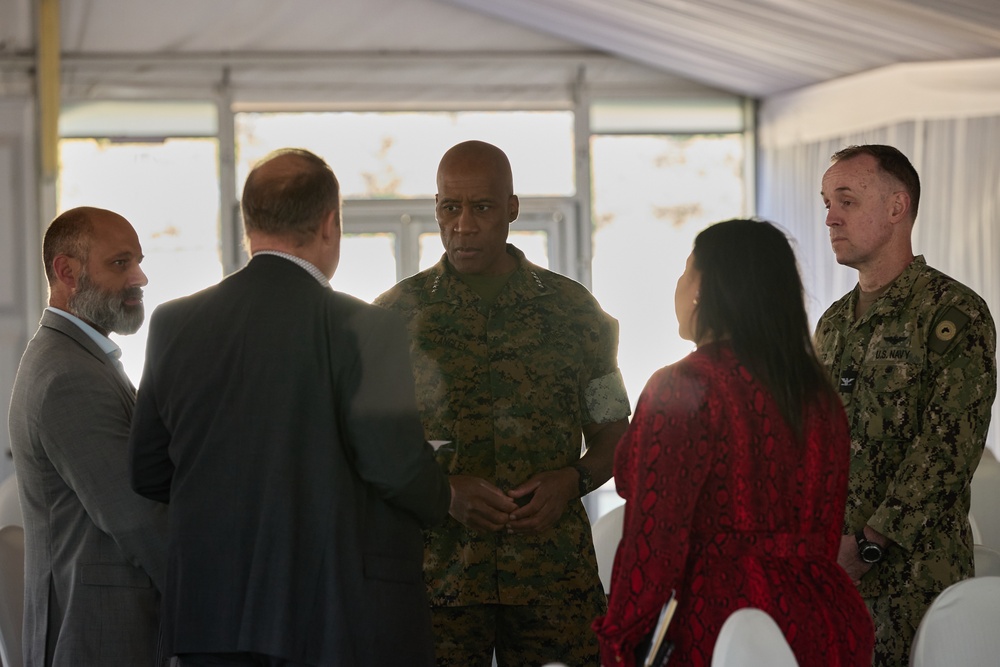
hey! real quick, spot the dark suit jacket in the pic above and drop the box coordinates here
[129,255,450,666]
[7,310,168,667]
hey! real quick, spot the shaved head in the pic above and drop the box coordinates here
[42,206,123,285]
[437,141,514,197]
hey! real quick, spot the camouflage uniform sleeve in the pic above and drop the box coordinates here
[869,294,997,551]
[583,305,631,425]
[585,370,630,424]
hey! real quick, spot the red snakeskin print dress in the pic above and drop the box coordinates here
[594,343,874,667]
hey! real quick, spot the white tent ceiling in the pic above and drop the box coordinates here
[3,0,1000,98]
[446,0,1000,96]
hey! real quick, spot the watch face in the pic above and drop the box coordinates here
[860,542,883,564]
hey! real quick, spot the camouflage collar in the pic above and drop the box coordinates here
[845,255,928,325]
[422,244,553,306]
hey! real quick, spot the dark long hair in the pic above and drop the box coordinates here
[692,219,835,437]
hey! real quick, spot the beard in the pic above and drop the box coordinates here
[68,270,145,335]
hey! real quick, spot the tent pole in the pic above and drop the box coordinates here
[36,0,61,228]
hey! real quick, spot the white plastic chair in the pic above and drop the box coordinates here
[909,576,1000,666]
[0,474,22,529]
[0,524,24,667]
[974,545,1000,577]
[969,512,982,545]
[591,503,625,594]
[971,449,1000,551]
[711,607,799,667]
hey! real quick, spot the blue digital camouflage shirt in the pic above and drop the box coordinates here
[375,245,630,607]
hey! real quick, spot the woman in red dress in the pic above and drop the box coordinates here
[593,219,874,667]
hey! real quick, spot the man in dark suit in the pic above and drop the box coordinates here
[129,148,451,667]
[8,206,169,666]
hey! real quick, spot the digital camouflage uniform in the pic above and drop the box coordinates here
[814,256,997,667]
[375,245,631,666]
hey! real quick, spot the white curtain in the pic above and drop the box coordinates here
[757,115,1000,455]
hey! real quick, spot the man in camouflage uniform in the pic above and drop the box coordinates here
[815,144,997,667]
[375,140,630,667]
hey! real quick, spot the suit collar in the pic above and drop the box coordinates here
[45,307,121,356]
[245,254,333,289]
[41,309,113,363]
[39,310,135,393]
[251,251,330,286]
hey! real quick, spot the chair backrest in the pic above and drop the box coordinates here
[969,512,983,545]
[591,503,625,594]
[0,524,24,667]
[711,607,799,667]
[974,545,1000,577]
[909,576,1000,666]
[971,449,1000,551]
[0,474,22,529]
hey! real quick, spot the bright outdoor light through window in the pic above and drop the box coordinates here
[58,137,223,384]
[236,111,575,199]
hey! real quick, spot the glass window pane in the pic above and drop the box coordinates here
[236,111,575,199]
[333,233,398,303]
[509,230,549,269]
[419,232,441,271]
[588,133,744,518]
[418,230,549,272]
[590,134,744,409]
[58,138,223,383]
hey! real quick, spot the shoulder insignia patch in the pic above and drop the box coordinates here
[935,320,956,342]
[928,306,970,355]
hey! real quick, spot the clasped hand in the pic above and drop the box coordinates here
[837,534,874,585]
[448,468,578,535]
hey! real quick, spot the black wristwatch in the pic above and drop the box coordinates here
[571,462,594,498]
[856,530,884,564]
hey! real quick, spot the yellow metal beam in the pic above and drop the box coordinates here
[37,0,61,182]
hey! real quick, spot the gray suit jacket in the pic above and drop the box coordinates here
[7,310,168,667]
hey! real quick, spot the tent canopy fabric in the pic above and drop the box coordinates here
[3,0,1000,98]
